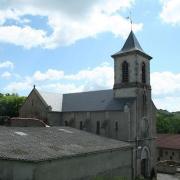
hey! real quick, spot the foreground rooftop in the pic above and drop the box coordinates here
[0,126,131,162]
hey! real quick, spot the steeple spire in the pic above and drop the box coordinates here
[121,30,143,52]
[111,31,152,60]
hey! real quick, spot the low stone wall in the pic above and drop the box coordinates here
[10,117,46,127]
[157,164,176,174]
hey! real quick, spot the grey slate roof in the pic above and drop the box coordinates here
[37,89,135,112]
[62,90,135,112]
[0,126,131,162]
[38,91,63,111]
[121,30,143,52]
[112,31,152,60]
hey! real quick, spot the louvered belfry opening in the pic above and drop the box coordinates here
[122,61,129,83]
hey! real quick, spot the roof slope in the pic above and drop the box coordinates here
[121,30,143,52]
[157,134,180,150]
[0,127,131,162]
[62,90,135,112]
[38,91,63,112]
[111,31,152,59]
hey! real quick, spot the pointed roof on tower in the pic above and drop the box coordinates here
[111,30,152,60]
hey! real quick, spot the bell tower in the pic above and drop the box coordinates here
[111,30,152,98]
[112,31,156,178]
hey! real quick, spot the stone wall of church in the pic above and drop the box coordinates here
[19,90,48,121]
[47,112,62,126]
[62,110,132,142]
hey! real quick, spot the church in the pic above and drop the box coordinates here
[19,30,157,179]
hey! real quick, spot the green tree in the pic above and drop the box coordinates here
[0,93,26,117]
[156,110,180,134]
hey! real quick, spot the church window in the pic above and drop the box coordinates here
[80,121,83,130]
[64,121,68,126]
[122,61,129,83]
[142,62,146,83]
[115,121,118,132]
[96,121,100,135]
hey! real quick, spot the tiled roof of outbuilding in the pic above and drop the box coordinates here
[0,127,131,162]
[157,134,180,150]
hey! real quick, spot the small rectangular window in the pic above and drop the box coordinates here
[64,121,68,126]
[80,121,83,130]
[159,149,163,157]
[96,121,100,135]
[115,121,118,132]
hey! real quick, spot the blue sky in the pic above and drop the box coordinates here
[0,0,180,111]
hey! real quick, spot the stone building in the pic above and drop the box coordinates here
[20,30,157,179]
[157,134,180,162]
[0,126,133,180]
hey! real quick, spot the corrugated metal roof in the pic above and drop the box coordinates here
[38,91,63,112]
[0,127,131,161]
[62,90,135,112]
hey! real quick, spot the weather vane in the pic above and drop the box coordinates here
[126,11,133,31]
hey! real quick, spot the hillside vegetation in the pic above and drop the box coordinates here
[157,109,180,134]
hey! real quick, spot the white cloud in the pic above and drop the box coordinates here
[5,61,180,111]
[5,77,33,92]
[1,71,11,79]
[33,69,64,81]
[154,96,180,112]
[65,63,114,90]
[0,0,143,48]
[40,83,84,94]
[151,71,180,96]
[0,26,47,49]
[5,62,113,93]
[0,61,14,69]
[160,0,180,25]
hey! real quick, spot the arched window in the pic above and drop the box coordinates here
[122,61,129,83]
[142,62,146,83]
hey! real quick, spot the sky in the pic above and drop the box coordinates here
[0,0,180,112]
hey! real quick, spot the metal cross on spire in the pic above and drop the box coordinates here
[126,11,133,31]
